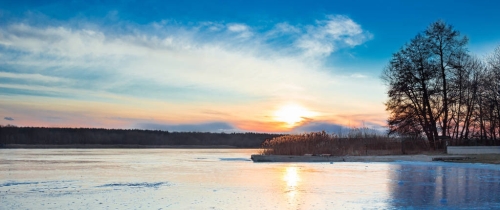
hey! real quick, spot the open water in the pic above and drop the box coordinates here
[1,149,500,209]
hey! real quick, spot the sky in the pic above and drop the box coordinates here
[1,0,499,133]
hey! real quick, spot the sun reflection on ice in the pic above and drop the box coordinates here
[284,167,300,188]
[283,165,301,205]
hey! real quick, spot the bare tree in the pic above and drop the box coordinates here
[484,46,500,143]
[383,21,474,149]
[382,34,440,148]
[448,55,485,140]
[425,20,468,139]
[384,19,500,147]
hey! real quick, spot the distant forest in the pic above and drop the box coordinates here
[0,125,284,148]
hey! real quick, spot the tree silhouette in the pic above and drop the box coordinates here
[383,20,499,148]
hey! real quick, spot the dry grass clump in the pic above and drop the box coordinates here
[260,130,429,156]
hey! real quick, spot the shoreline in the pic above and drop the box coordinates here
[0,144,247,149]
[250,154,478,163]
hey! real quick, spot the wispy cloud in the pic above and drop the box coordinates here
[273,22,301,34]
[0,15,384,131]
[0,72,65,83]
[0,16,372,98]
[295,15,372,57]
[4,117,14,121]
[349,73,367,78]
[226,23,252,38]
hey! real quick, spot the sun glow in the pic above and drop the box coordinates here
[273,104,316,127]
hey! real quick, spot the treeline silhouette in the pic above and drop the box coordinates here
[383,20,500,149]
[0,125,284,148]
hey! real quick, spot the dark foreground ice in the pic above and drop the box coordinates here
[1,149,499,209]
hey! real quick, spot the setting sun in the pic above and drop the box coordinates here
[273,104,316,128]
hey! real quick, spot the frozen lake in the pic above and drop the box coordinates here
[1,149,500,209]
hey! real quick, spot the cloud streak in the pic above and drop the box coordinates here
[0,15,385,132]
[0,16,374,98]
[295,15,373,57]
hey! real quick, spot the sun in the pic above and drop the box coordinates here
[273,104,315,127]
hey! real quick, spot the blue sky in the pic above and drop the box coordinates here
[1,0,499,132]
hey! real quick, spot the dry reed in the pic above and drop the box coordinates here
[260,130,429,156]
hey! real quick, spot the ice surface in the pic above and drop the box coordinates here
[218,158,251,161]
[1,149,499,209]
[96,182,170,188]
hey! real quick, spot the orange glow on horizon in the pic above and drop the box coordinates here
[1,94,389,132]
[273,104,316,128]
